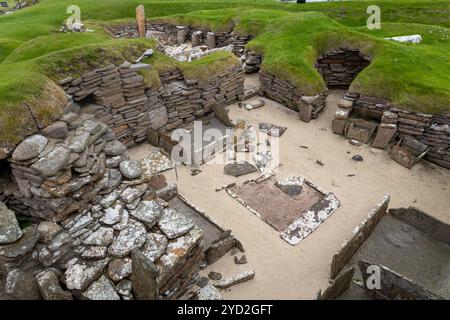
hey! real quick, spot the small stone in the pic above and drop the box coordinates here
[37,221,62,244]
[119,160,142,179]
[116,279,132,296]
[100,190,120,209]
[208,271,222,281]
[83,227,114,246]
[31,145,70,176]
[224,161,257,177]
[68,132,90,153]
[0,202,22,244]
[141,233,168,263]
[316,159,324,166]
[234,255,248,265]
[12,134,48,161]
[196,276,209,288]
[41,121,69,139]
[157,208,194,239]
[349,139,362,147]
[100,202,123,225]
[0,225,39,259]
[156,183,178,201]
[81,246,108,260]
[82,275,120,300]
[108,221,147,258]
[5,269,41,300]
[129,200,162,227]
[36,269,73,300]
[64,258,110,290]
[104,140,127,156]
[120,184,147,204]
[196,285,223,300]
[108,258,132,282]
[352,154,364,161]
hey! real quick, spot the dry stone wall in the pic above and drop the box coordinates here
[316,49,371,89]
[58,61,244,148]
[259,71,327,122]
[0,115,205,300]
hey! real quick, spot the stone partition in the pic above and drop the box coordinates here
[259,71,327,122]
[333,93,450,169]
[330,195,390,279]
[0,115,206,300]
[316,49,371,89]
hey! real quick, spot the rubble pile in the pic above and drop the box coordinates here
[0,116,205,300]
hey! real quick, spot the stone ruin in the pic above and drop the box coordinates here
[0,113,243,300]
[318,197,450,300]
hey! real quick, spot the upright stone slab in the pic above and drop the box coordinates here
[136,5,146,38]
[0,202,22,244]
[177,26,187,45]
[191,31,202,46]
[298,102,313,123]
[371,124,397,149]
[131,249,159,300]
[206,32,216,49]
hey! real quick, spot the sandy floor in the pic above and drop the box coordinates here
[128,75,450,300]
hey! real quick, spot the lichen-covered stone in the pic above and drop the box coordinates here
[64,258,110,290]
[36,269,73,300]
[196,285,223,300]
[104,140,127,156]
[0,225,39,259]
[12,134,48,161]
[119,160,142,179]
[100,202,123,225]
[120,184,147,204]
[108,221,147,258]
[141,233,168,263]
[157,208,194,239]
[83,227,114,246]
[129,200,162,227]
[82,275,120,300]
[31,145,71,177]
[0,202,22,244]
[5,269,42,300]
[108,258,132,282]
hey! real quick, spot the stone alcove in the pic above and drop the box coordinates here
[315,48,371,89]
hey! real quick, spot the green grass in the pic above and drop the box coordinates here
[0,0,449,145]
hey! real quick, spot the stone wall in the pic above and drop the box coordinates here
[316,49,371,89]
[58,62,244,149]
[108,23,254,57]
[259,71,327,122]
[0,115,205,300]
[333,93,450,169]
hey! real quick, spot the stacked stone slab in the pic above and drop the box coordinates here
[59,63,153,147]
[259,71,327,122]
[108,23,253,57]
[241,50,262,74]
[59,60,244,149]
[0,116,205,300]
[334,93,450,169]
[316,49,371,89]
[161,65,244,131]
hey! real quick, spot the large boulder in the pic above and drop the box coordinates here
[12,135,48,162]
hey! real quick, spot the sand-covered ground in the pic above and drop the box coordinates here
[129,75,450,299]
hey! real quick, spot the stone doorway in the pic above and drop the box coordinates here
[316,49,371,89]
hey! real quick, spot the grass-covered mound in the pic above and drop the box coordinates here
[0,0,449,146]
